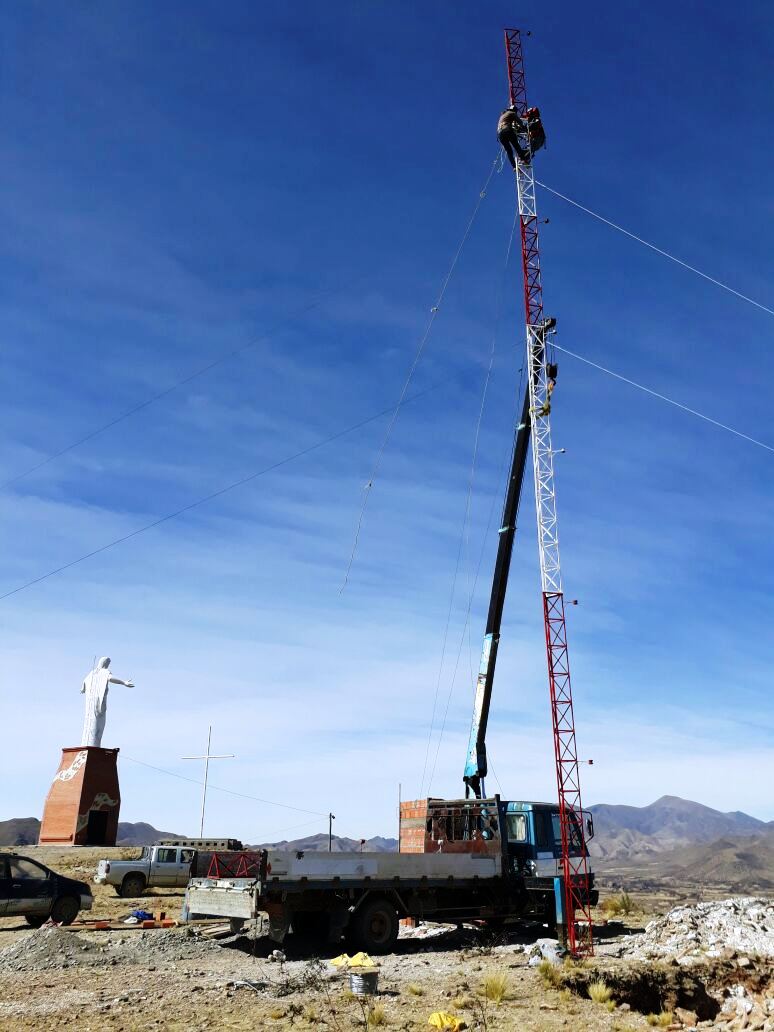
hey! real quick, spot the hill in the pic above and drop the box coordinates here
[0,817,40,846]
[0,818,179,848]
[254,832,398,853]
[588,795,769,860]
[597,827,774,892]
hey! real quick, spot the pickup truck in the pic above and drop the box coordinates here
[185,796,597,952]
[95,844,207,897]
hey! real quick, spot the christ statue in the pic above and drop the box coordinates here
[80,657,135,748]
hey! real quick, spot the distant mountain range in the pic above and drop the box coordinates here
[4,797,773,894]
[253,832,399,853]
[0,818,179,848]
[588,795,772,860]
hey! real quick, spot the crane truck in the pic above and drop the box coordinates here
[183,315,597,956]
[184,28,597,954]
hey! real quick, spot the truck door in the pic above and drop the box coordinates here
[176,849,196,886]
[533,809,561,876]
[152,847,180,886]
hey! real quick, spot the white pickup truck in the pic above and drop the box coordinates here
[95,845,202,897]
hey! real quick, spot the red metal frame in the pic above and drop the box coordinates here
[504,28,594,956]
[207,851,263,879]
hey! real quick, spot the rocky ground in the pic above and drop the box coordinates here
[0,848,771,1030]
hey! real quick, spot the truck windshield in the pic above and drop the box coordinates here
[552,813,584,855]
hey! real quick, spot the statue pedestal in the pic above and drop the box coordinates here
[39,747,121,847]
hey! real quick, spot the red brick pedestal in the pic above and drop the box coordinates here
[39,747,121,846]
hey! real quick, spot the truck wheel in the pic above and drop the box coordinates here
[120,874,146,898]
[229,918,246,935]
[25,915,46,928]
[350,897,399,954]
[50,895,80,925]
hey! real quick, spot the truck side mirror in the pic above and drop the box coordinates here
[586,816,594,840]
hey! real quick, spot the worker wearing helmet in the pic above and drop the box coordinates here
[497,105,529,169]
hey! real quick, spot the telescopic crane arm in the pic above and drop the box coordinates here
[463,388,531,799]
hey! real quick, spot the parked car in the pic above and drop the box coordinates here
[0,853,93,927]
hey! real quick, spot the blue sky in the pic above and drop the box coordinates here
[2,1,772,841]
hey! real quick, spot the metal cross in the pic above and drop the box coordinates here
[181,725,235,837]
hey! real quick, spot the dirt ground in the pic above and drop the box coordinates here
[0,847,771,1031]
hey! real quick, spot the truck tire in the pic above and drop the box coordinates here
[349,897,399,954]
[50,895,80,925]
[120,874,146,898]
[229,918,246,935]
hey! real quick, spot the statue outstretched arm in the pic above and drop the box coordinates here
[108,676,135,687]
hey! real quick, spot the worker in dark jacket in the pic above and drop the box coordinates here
[497,105,529,168]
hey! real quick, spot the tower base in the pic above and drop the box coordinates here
[39,747,121,846]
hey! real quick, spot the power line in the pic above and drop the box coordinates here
[340,153,503,593]
[553,343,774,454]
[122,755,328,817]
[2,290,341,492]
[0,379,454,603]
[419,204,519,798]
[536,180,774,319]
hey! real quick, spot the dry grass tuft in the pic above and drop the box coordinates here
[646,1013,674,1028]
[268,1008,286,1021]
[367,1003,387,1026]
[538,959,562,989]
[601,891,636,917]
[587,980,613,1005]
[482,972,508,1003]
[406,983,424,996]
[302,1003,319,1023]
[558,988,573,1005]
[452,994,474,1010]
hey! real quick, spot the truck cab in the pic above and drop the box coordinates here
[500,800,593,877]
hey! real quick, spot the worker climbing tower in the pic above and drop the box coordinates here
[505,27,595,956]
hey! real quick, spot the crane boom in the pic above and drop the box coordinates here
[463,389,531,799]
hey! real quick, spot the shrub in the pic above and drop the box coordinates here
[303,1004,319,1023]
[602,892,637,917]
[406,983,424,996]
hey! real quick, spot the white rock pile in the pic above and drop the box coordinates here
[622,897,774,960]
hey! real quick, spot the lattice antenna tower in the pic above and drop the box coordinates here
[504,27,595,956]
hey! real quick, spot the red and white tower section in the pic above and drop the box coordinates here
[505,27,595,956]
